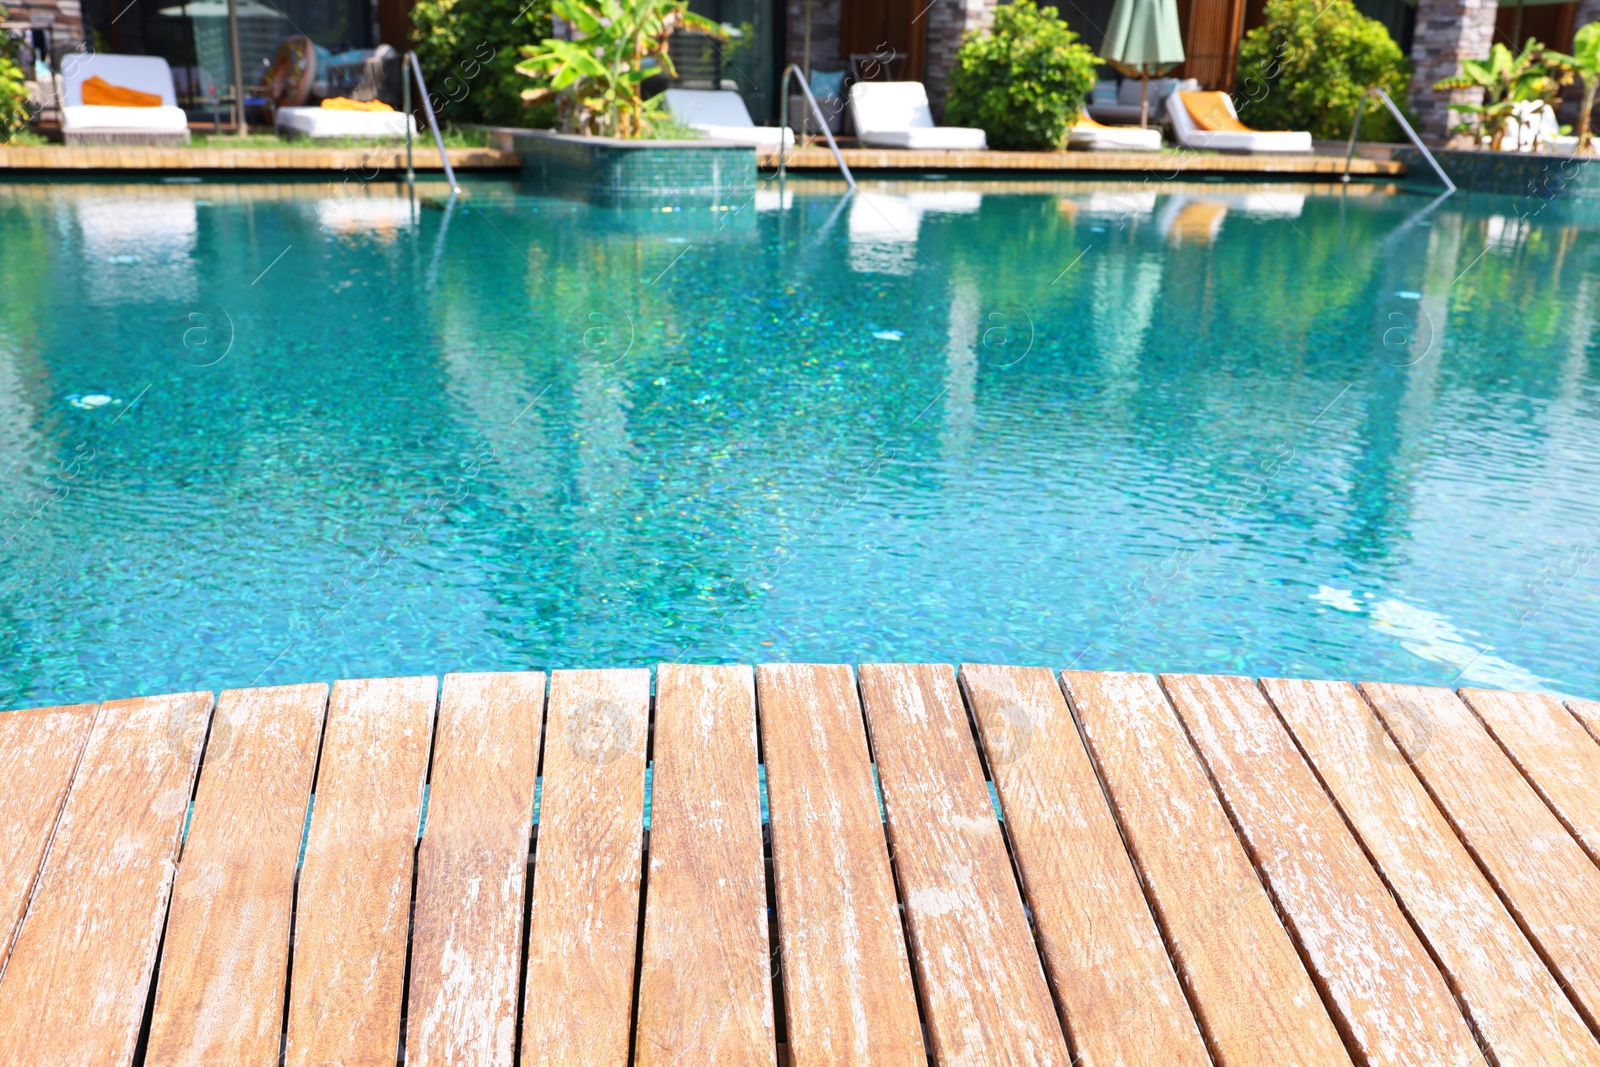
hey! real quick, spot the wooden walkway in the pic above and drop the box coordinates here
[1,666,1598,1066]
[757,146,1406,177]
[0,145,518,173]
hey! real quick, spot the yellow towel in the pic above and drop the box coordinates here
[1074,112,1109,129]
[1180,91,1255,133]
[81,76,163,108]
[320,97,395,112]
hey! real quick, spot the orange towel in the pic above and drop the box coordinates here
[1180,91,1253,133]
[1074,111,1108,129]
[320,97,395,112]
[80,75,163,108]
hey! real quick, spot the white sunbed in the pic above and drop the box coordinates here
[1068,114,1162,151]
[1165,90,1311,154]
[661,89,793,148]
[61,54,190,146]
[848,82,986,151]
[276,106,417,139]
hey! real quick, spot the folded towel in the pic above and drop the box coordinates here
[1179,91,1253,133]
[320,97,395,112]
[81,76,163,108]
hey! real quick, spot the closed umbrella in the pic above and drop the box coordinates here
[1101,0,1186,128]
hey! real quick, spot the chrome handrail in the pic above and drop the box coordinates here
[778,64,854,189]
[406,51,460,196]
[1344,86,1455,194]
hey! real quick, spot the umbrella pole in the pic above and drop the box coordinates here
[1140,64,1149,128]
[228,0,246,134]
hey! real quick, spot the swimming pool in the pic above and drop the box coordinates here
[2,175,1597,707]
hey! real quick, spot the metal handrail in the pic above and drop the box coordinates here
[1344,86,1455,194]
[778,64,855,189]
[406,51,459,196]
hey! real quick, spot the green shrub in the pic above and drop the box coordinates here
[410,0,553,127]
[945,0,1098,151]
[1,10,30,143]
[1235,0,1413,141]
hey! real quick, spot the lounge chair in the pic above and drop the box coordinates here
[1166,90,1311,154]
[661,88,794,148]
[276,101,416,139]
[1089,77,1196,126]
[1069,113,1162,151]
[848,82,986,151]
[61,54,190,146]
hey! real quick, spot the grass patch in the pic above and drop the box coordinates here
[187,124,495,149]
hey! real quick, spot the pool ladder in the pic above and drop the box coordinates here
[777,65,855,189]
[1342,86,1454,194]
[403,51,460,197]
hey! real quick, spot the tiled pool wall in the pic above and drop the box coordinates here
[1399,146,1600,198]
[511,130,756,207]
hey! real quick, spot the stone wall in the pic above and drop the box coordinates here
[785,0,844,73]
[922,0,999,119]
[1407,0,1499,145]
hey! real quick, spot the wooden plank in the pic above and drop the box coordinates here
[145,684,327,1067]
[1362,682,1600,1035]
[284,676,436,1067]
[1264,678,1600,1064]
[521,668,650,1067]
[1060,670,1350,1066]
[1160,673,1482,1067]
[756,663,925,1067]
[1566,697,1600,745]
[857,663,1071,1066]
[0,691,213,1067]
[959,664,1210,1067]
[635,664,773,1066]
[1461,687,1600,866]
[0,703,95,971]
[406,672,545,1067]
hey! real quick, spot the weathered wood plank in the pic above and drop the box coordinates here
[635,664,773,1066]
[1362,681,1600,1035]
[284,676,436,1067]
[1461,688,1600,867]
[1061,670,1350,1066]
[0,691,213,1067]
[145,684,327,1067]
[521,668,650,1067]
[857,662,1071,1066]
[1570,698,1600,743]
[1161,673,1481,1067]
[0,703,95,972]
[406,672,545,1067]
[757,663,926,1067]
[959,664,1209,1067]
[1264,678,1600,1065]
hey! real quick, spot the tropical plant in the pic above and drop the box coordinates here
[1433,39,1569,151]
[1559,21,1600,153]
[516,0,721,138]
[1234,0,1413,142]
[0,10,30,144]
[410,0,552,127]
[945,0,1098,151]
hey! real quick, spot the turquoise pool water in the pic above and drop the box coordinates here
[2,175,1598,707]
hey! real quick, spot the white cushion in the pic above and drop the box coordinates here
[850,81,987,150]
[62,54,178,106]
[663,88,756,127]
[1165,92,1311,154]
[1069,123,1163,151]
[62,104,189,133]
[276,106,417,138]
[690,123,793,147]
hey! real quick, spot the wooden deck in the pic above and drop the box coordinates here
[2,666,1598,1066]
[0,145,519,173]
[758,146,1407,177]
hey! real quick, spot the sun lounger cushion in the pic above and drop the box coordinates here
[276,106,417,138]
[662,88,794,147]
[1166,91,1311,154]
[61,54,190,143]
[849,82,986,150]
[1069,113,1163,151]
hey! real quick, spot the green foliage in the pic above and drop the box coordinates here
[1568,22,1600,152]
[1235,0,1413,141]
[0,9,30,143]
[1435,39,1570,150]
[516,0,721,138]
[410,0,551,127]
[945,0,1097,151]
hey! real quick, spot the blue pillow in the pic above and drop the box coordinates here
[809,69,845,98]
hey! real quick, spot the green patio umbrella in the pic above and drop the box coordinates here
[1101,0,1186,128]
